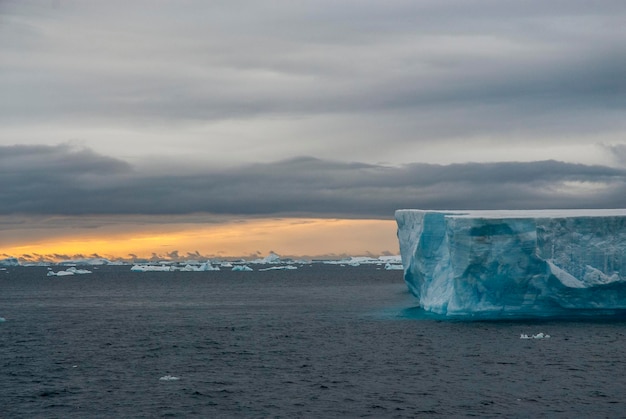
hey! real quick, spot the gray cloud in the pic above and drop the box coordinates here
[2,144,625,217]
[1,1,625,166]
[604,144,626,166]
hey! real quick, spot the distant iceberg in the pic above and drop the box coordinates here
[0,257,19,267]
[180,262,220,271]
[131,264,172,272]
[47,267,92,276]
[251,251,281,264]
[396,209,626,318]
[232,265,253,272]
[258,265,298,271]
[384,263,404,271]
[324,256,401,266]
[131,261,220,272]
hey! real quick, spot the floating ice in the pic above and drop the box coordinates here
[520,333,551,339]
[131,264,172,272]
[324,256,398,266]
[0,317,6,322]
[47,267,92,276]
[159,375,180,381]
[131,261,220,272]
[47,270,73,277]
[258,265,298,271]
[0,257,19,267]
[180,262,220,271]
[396,209,626,318]
[232,265,253,271]
[384,263,404,271]
[250,251,281,264]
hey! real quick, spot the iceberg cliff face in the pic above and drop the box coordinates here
[395,210,626,318]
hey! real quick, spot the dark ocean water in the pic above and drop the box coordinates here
[2,264,626,418]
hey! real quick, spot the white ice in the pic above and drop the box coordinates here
[232,265,253,271]
[47,267,92,276]
[250,251,282,264]
[180,262,220,271]
[159,375,180,381]
[258,265,298,271]
[131,264,172,272]
[324,256,402,266]
[520,333,551,339]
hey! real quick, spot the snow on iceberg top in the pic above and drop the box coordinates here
[395,209,626,219]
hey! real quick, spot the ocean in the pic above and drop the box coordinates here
[1,264,626,418]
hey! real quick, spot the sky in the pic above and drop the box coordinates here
[1,0,626,261]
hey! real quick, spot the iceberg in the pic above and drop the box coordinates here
[131,261,220,272]
[0,257,19,267]
[395,209,626,318]
[251,251,281,264]
[232,265,253,271]
[180,262,220,271]
[131,264,172,272]
[323,256,398,266]
[47,267,92,276]
[258,265,298,271]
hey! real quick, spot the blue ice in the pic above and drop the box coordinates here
[396,209,626,318]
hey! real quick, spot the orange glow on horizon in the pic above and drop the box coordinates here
[0,217,399,261]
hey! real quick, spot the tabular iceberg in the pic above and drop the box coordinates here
[395,209,626,318]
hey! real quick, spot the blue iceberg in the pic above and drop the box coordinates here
[395,209,626,318]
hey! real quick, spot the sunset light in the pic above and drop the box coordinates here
[0,217,398,261]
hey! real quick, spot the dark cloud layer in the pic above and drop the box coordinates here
[2,145,625,218]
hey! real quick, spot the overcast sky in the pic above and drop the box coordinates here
[1,1,626,258]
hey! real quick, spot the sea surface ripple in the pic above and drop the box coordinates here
[1,265,626,417]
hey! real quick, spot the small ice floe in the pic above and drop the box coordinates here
[232,265,253,272]
[384,263,404,271]
[0,317,6,323]
[180,262,220,272]
[258,265,298,271]
[520,333,551,339]
[159,375,180,381]
[131,264,172,272]
[47,267,92,277]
